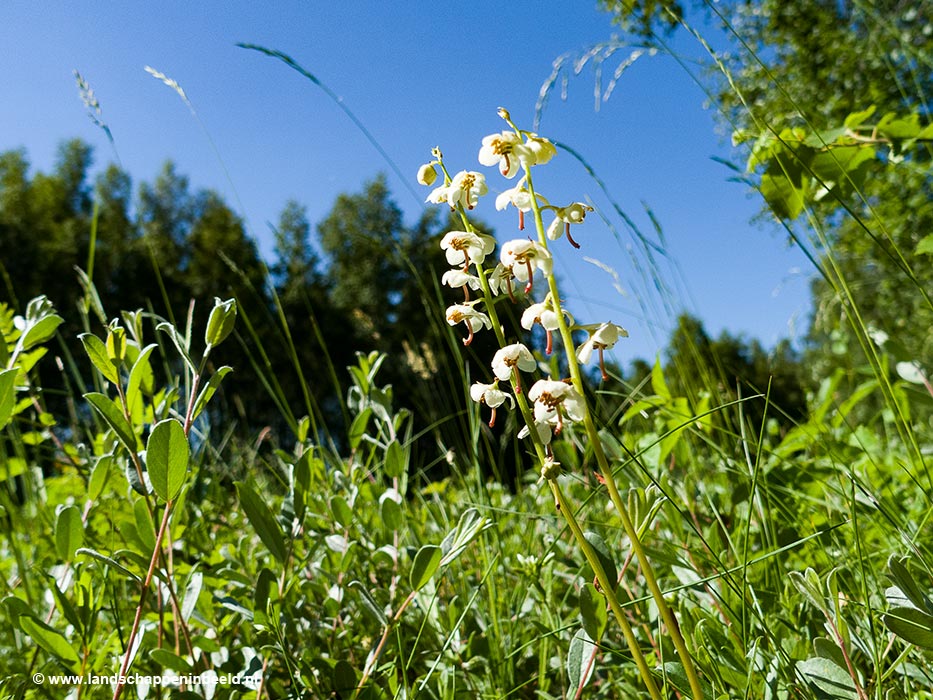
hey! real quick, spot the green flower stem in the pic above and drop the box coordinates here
[523,166,705,700]
[448,196,663,700]
[549,477,663,700]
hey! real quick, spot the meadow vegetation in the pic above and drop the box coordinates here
[1,0,932,698]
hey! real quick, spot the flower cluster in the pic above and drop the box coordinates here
[418,108,628,459]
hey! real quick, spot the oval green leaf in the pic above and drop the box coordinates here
[410,544,441,592]
[55,505,84,561]
[146,418,189,502]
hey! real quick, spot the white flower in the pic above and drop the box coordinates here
[518,420,553,445]
[521,300,572,355]
[440,231,496,268]
[495,179,549,231]
[528,378,586,435]
[546,202,594,248]
[446,303,492,346]
[425,184,451,205]
[500,239,553,293]
[524,133,557,165]
[447,170,488,210]
[487,263,518,301]
[442,268,482,291]
[417,163,438,186]
[576,322,628,380]
[478,131,530,178]
[470,380,515,427]
[491,342,537,393]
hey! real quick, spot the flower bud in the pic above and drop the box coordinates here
[417,163,438,186]
[497,107,511,122]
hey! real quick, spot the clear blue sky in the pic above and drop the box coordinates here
[0,1,811,363]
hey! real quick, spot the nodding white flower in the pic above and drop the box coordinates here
[488,263,519,301]
[521,300,573,355]
[470,380,515,427]
[417,163,438,186]
[546,202,594,248]
[442,268,482,292]
[518,419,553,446]
[576,322,628,381]
[528,378,586,435]
[440,231,496,268]
[425,184,451,205]
[491,342,537,393]
[500,239,552,294]
[478,131,531,178]
[495,179,549,231]
[447,170,488,210]
[524,133,557,166]
[446,303,491,346]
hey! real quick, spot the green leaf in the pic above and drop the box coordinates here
[87,454,113,501]
[76,548,142,581]
[582,531,618,591]
[236,482,287,563]
[205,297,237,348]
[78,333,120,384]
[0,368,17,431]
[348,408,371,449]
[915,234,933,256]
[192,366,233,421]
[126,343,157,420]
[333,660,358,695]
[146,419,189,502]
[797,656,859,699]
[384,439,405,478]
[887,556,932,612]
[650,356,671,401]
[789,568,829,615]
[439,507,488,567]
[84,392,139,455]
[21,314,63,351]
[843,105,876,129]
[379,490,402,531]
[348,580,388,626]
[20,617,79,669]
[579,582,608,641]
[156,321,196,372]
[410,545,442,591]
[567,627,596,694]
[883,606,933,649]
[149,648,193,673]
[55,505,84,561]
[182,571,202,623]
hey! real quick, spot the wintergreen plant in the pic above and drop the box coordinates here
[419,108,704,699]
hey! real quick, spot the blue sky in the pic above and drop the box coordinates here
[0,2,812,363]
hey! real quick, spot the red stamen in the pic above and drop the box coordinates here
[513,367,522,394]
[524,261,534,293]
[506,276,517,303]
[566,224,581,249]
[545,329,553,355]
[518,210,525,231]
[501,154,511,176]
[463,323,474,346]
[489,407,497,428]
[599,348,608,381]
